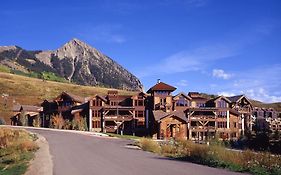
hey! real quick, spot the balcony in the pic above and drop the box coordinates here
[104,115,133,121]
[190,126,216,130]
[190,115,216,120]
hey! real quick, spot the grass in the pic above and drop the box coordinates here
[0,127,38,175]
[0,72,136,123]
[137,138,281,175]
[107,133,143,140]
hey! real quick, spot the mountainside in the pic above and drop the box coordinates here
[0,72,134,123]
[0,38,143,91]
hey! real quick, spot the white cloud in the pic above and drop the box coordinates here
[217,91,235,97]
[212,65,281,103]
[176,80,188,87]
[137,44,237,77]
[212,69,232,80]
[242,88,281,103]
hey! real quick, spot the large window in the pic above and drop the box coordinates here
[160,98,166,105]
[176,97,189,106]
[197,103,205,107]
[217,111,227,118]
[93,121,100,128]
[217,122,227,128]
[155,91,169,96]
[92,110,100,117]
[217,100,227,108]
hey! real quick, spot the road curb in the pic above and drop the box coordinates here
[0,125,109,137]
[25,132,53,175]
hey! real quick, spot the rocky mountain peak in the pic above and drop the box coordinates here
[55,38,100,60]
[0,39,143,91]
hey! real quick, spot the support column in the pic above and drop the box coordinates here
[89,108,92,132]
[227,110,230,129]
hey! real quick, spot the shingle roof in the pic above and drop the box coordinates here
[147,82,176,93]
[173,92,192,100]
[55,91,85,103]
[13,104,43,112]
[207,96,231,103]
[153,110,187,122]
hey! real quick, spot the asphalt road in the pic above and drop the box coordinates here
[28,129,246,175]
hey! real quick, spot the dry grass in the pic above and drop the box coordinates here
[0,127,38,175]
[0,72,136,122]
[138,138,281,175]
[138,138,161,153]
[50,114,65,129]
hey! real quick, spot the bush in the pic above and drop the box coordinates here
[72,117,88,131]
[138,138,161,153]
[50,114,64,129]
[0,118,6,125]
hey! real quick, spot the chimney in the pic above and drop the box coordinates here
[157,79,161,84]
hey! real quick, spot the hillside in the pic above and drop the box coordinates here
[0,72,136,123]
[0,38,143,91]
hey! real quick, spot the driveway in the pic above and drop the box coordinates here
[28,129,246,175]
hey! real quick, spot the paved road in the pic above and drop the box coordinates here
[28,129,246,175]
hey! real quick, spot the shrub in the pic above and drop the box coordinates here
[63,119,72,130]
[0,117,6,125]
[32,115,41,127]
[19,112,28,126]
[72,117,88,131]
[50,114,64,129]
[138,138,161,153]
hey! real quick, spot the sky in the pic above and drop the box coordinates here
[0,0,281,103]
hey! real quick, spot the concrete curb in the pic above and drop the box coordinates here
[25,133,53,175]
[0,125,109,137]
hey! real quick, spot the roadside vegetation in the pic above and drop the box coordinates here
[0,128,38,175]
[50,114,88,131]
[138,138,281,175]
[107,133,143,140]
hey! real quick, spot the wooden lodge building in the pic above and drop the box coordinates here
[25,80,261,141]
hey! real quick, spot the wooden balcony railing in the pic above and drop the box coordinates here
[104,115,133,121]
[190,115,216,120]
[190,126,216,130]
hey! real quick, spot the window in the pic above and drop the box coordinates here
[160,98,166,105]
[217,122,227,128]
[136,111,144,118]
[233,122,237,128]
[197,103,205,107]
[92,110,100,117]
[138,100,144,106]
[217,111,227,118]
[217,100,227,108]
[93,121,100,128]
[176,97,189,106]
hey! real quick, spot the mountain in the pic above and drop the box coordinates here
[0,38,143,91]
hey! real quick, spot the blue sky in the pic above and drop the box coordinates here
[1,0,281,103]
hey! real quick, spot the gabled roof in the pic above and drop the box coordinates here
[147,82,176,93]
[173,92,192,100]
[227,95,252,106]
[153,110,187,123]
[207,95,231,104]
[96,94,108,102]
[13,104,43,112]
[54,91,85,103]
